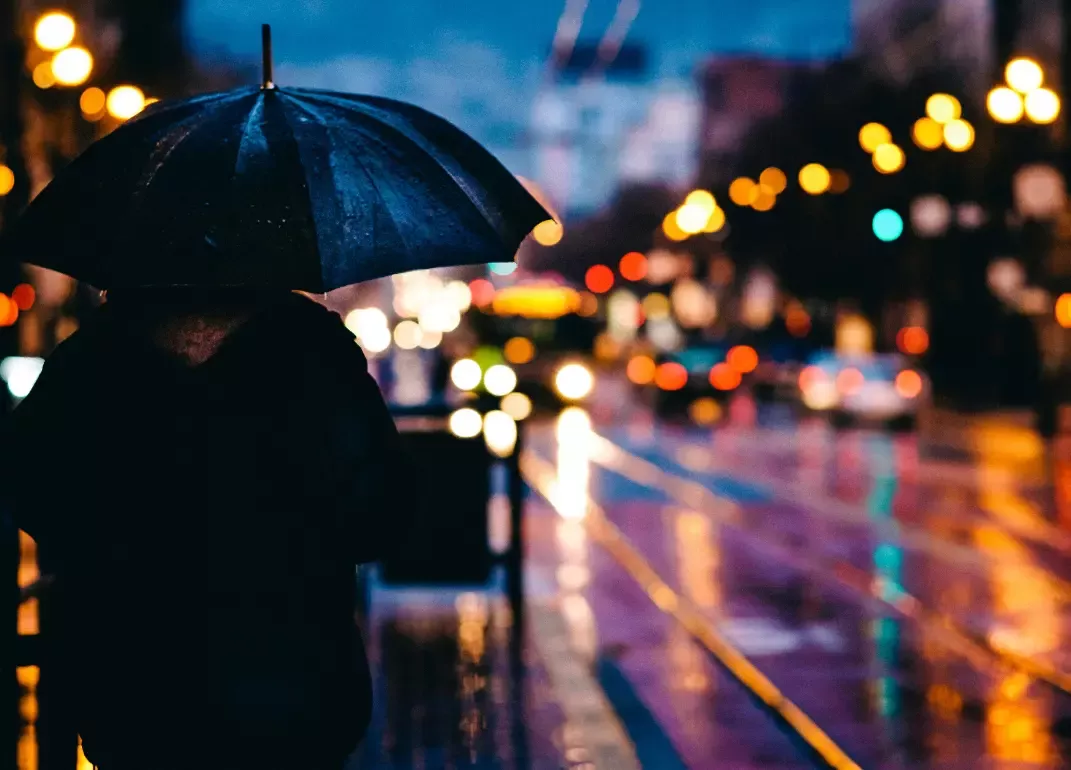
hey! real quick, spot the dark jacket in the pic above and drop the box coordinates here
[6,294,408,769]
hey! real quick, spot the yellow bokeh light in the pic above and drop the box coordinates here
[684,189,716,213]
[758,167,787,194]
[79,86,106,116]
[504,336,535,365]
[728,177,757,206]
[642,292,670,320]
[689,397,722,425]
[107,85,147,120]
[702,206,726,233]
[1025,88,1061,124]
[799,163,831,194]
[51,46,93,87]
[858,123,891,153]
[872,143,905,173]
[1006,57,1044,94]
[34,12,76,52]
[662,211,689,241]
[676,202,712,235]
[912,117,944,150]
[31,62,55,89]
[532,219,563,246]
[501,392,533,421]
[943,119,975,152]
[987,86,1025,124]
[926,93,961,124]
[0,165,14,197]
[1057,293,1071,328]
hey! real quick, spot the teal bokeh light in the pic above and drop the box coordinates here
[873,209,904,242]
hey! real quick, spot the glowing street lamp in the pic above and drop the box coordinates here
[34,12,76,52]
[51,46,93,87]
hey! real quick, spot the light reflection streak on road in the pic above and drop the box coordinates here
[523,435,865,770]
[975,438,1059,766]
[588,432,1071,694]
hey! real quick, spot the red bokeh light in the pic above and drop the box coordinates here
[896,326,929,355]
[619,252,648,282]
[469,278,496,307]
[11,283,35,311]
[836,367,865,395]
[726,345,759,374]
[895,370,923,398]
[0,295,18,327]
[654,361,688,391]
[585,265,615,294]
[709,363,742,391]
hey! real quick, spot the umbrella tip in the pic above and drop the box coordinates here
[261,24,275,90]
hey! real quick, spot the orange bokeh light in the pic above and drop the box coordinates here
[896,326,930,355]
[836,367,864,395]
[619,251,648,282]
[895,370,923,399]
[585,265,615,294]
[12,283,35,311]
[726,345,759,374]
[469,278,496,307]
[654,361,688,391]
[786,307,811,337]
[0,295,18,327]
[1057,294,1071,328]
[627,355,657,385]
[798,365,824,391]
[709,363,742,391]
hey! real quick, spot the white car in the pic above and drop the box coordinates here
[797,353,926,429]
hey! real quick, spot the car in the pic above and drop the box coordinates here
[648,344,731,417]
[797,352,926,430]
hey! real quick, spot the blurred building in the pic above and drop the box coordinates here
[852,0,991,94]
[697,57,809,188]
[530,41,700,219]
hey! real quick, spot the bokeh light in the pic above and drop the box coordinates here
[896,326,930,355]
[676,202,712,234]
[702,206,726,233]
[504,336,535,365]
[926,93,961,124]
[555,363,594,400]
[759,167,788,194]
[684,189,716,212]
[1006,57,1044,94]
[532,219,563,246]
[726,345,759,374]
[799,163,831,195]
[873,209,904,242]
[501,392,533,421]
[895,370,923,399]
[489,262,518,275]
[585,264,614,294]
[662,211,689,241]
[751,190,776,211]
[859,123,891,153]
[1025,88,1061,124]
[829,170,850,194]
[689,397,722,425]
[450,358,483,391]
[836,367,865,396]
[484,364,518,397]
[34,12,76,51]
[912,117,944,150]
[872,143,905,173]
[0,166,14,197]
[729,177,758,206]
[393,320,422,350]
[51,47,93,87]
[626,355,656,385]
[483,410,518,458]
[654,361,687,391]
[709,363,741,391]
[942,119,975,152]
[469,278,496,307]
[106,85,146,120]
[619,251,647,281]
[0,296,18,327]
[641,293,671,320]
[449,408,483,439]
[988,86,1025,123]
[80,86,106,118]
[32,62,55,89]
[1056,294,1071,328]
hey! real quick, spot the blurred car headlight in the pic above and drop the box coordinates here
[484,364,517,396]
[448,408,483,438]
[555,363,594,400]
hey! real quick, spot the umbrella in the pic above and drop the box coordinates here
[0,25,549,292]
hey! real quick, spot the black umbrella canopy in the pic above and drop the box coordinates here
[0,26,549,292]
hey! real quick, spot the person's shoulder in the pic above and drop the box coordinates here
[270,294,369,368]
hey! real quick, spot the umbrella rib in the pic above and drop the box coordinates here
[288,91,508,250]
[281,97,417,263]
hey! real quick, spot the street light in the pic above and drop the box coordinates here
[1006,57,1044,94]
[33,12,76,52]
[987,86,1025,123]
[1025,88,1061,124]
[51,46,93,87]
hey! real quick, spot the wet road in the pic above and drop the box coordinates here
[520,393,1071,768]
